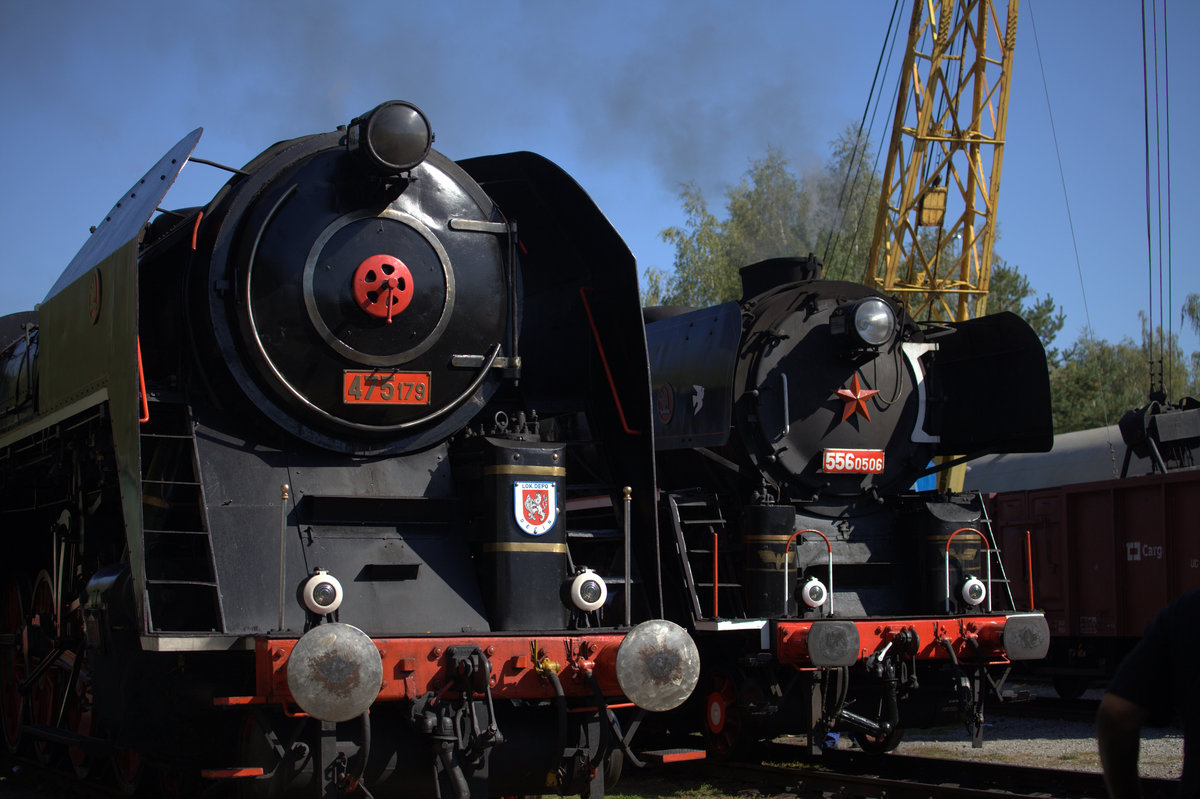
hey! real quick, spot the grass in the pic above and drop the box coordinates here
[606,764,770,799]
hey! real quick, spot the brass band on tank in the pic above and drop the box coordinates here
[483,464,566,476]
[481,542,568,553]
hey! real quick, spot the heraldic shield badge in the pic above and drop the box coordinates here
[514,481,557,535]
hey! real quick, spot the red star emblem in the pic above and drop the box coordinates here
[835,373,880,422]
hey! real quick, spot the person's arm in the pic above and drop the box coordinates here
[1096,691,1150,799]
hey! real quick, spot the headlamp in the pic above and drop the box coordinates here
[566,568,608,613]
[832,296,898,349]
[961,575,986,607]
[801,576,829,608]
[302,569,344,615]
[347,101,433,176]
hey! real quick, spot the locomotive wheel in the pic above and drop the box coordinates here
[156,762,201,799]
[29,572,61,765]
[111,746,144,796]
[603,746,624,791]
[702,673,746,757]
[64,671,96,778]
[60,594,96,778]
[0,582,26,754]
[237,709,295,799]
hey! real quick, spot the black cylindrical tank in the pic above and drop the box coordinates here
[458,435,569,630]
[0,313,38,434]
[900,496,987,615]
[741,503,798,618]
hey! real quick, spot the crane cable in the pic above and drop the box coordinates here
[1141,0,1173,401]
[1026,2,1093,339]
[821,0,904,275]
[1027,0,1119,472]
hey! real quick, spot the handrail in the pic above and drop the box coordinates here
[623,487,632,626]
[191,211,204,251]
[944,527,992,613]
[1025,529,1035,611]
[137,337,150,423]
[783,529,833,617]
[579,287,639,435]
[712,530,720,619]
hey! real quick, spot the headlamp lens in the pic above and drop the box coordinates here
[312,582,338,607]
[579,579,604,605]
[366,102,432,171]
[853,298,897,346]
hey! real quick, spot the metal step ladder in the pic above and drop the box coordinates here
[139,400,224,633]
[665,490,744,622]
[975,492,1018,611]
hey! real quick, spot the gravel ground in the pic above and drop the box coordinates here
[832,686,1184,781]
[0,688,1183,797]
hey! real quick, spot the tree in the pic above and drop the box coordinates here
[1184,293,1200,338]
[1050,314,1199,434]
[645,148,809,308]
[1050,332,1148,433]
[643,184,736,308]
[722,148,813,269]
[1185,293,1200,389]
[644,127,879,307]
[986,256,1066,364]
[806,124,882,283]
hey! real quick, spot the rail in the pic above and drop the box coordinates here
[944,527,992,613]
[622,486,632,626]
[137,338,150,423]
[783,529,833,617]
[578,287,639,435]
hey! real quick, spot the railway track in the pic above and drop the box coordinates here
[0,691,1177,799]
[0,754,119,798]
[0,745,1183,799]
[990,694,1102,724]
[780,748,1177,798]
[619,748,1180,799]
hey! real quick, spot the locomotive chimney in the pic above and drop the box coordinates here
[739,255,822,301]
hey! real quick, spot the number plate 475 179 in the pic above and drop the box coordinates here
[343,371,430,405]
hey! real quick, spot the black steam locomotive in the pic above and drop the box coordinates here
[647,256,1054,752]
[0,102,699,797]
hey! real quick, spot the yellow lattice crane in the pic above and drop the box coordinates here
[865,0,1019,491]
[865,0,1018,324]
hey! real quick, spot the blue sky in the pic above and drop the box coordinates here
[1,0,1196,355]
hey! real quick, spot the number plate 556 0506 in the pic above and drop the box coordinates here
[822,448,885,474]
[343,371,430,405]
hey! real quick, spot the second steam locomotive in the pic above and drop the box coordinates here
[647,255,1054,752]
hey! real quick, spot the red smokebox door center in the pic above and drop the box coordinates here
[353,255,414,322]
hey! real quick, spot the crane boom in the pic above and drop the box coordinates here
[865,0,1018,324]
